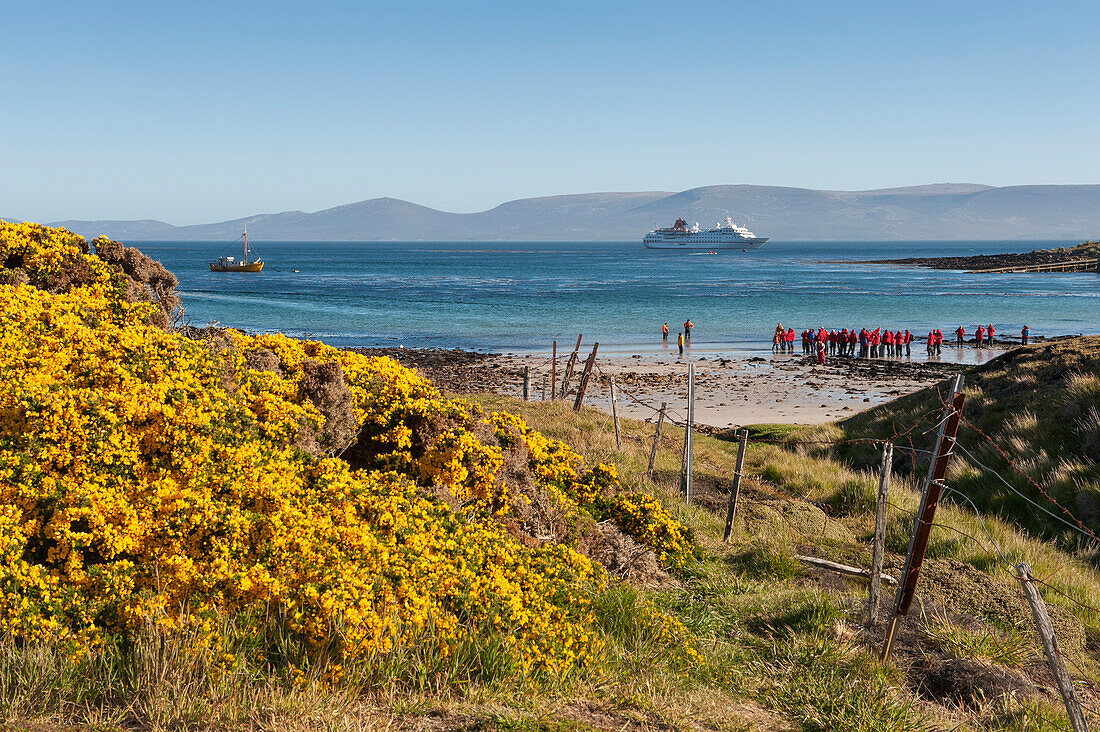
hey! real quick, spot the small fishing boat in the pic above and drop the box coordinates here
[210,227,264,272]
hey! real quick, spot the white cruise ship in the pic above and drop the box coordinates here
[643,217,770,250]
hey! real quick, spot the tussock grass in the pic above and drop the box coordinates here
[922,610,1033,668]
[828,338,1100,557]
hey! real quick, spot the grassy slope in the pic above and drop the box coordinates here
[421,393,1100,731]
[823,336,1100,555]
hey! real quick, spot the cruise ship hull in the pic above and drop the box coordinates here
[643,235,769,250]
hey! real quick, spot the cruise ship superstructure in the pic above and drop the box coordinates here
[643,217,770,250]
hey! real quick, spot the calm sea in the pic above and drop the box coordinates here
[134,240,1099,358]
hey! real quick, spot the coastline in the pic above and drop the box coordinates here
[347,344,997,428]
[843,240,1100,271]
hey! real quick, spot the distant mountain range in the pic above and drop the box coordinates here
[16,183,1100,241]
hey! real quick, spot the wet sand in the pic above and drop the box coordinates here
[347,343,1004,428]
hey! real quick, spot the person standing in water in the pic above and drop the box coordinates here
[684,319,694,341]
[662,323,669,341]
[677,331,684,356]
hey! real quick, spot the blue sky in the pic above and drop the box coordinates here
[2,0,1098,223]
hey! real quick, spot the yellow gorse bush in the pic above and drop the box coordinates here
[0,222,696,681]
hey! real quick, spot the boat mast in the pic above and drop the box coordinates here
[243,226,249,263]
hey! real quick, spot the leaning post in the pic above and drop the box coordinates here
[867,441,893,626]
[559,334,582,400]
[881,374,965,660]
[572,342,599,411]
[722,428,749,541]
[1016,563,1088,732]
[679,364,695,501]
[645,402,667,480]
[551,340,557,400]
[609,376,622,449]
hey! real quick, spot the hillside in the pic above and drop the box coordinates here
[825,337,1100,555]
[27,182,1100,241]
[3,223,1100,730]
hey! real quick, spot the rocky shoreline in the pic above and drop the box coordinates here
[867,241,1099,271]
[345,346,990,428]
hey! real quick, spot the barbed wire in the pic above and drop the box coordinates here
[935,481,1100,619]
[1027,574,1100,619]
[913,483,1100,720]
[938,483,1013,566]
[920,385,1100,546]
[951,440,1100,546]
[741,472,832,510]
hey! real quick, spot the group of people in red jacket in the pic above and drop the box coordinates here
[783,327,916,364]
[952,324,1001,347]
[769,322,1033,365]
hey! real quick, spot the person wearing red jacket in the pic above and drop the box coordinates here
[987,324,995,346]
[786,327,796,352]
[883,329,894,358]
[955,326,965,346]
[848,328,857,357]
[976,325,985,347]
[934,329,943,356]
[816,334,826,364]
[870,328,881,358]
[904,330,912,357]
[927,331,935,357]
[1021,325,1030,345]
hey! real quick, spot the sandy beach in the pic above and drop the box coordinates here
[348,343,994,429]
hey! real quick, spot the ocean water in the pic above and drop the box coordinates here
[135,240,1099,357]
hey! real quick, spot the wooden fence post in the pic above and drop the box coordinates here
[882,374,966,660]
[523,366,530,401]
[1016,563,1088,732]
[572,342,599,411]
[645,402,667,480]
[550,341,557,401]
[722,428,749,541]
[680,364,695,501]
[559,334,582,400]
[609,376,622,449]
[867,441,893,626]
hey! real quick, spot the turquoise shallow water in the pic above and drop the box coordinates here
[134,240,1099,354]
